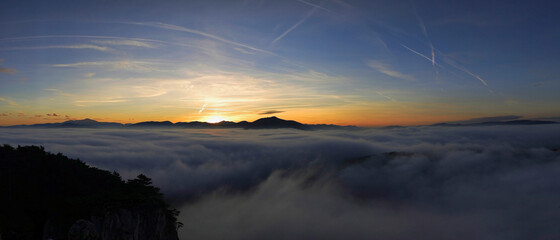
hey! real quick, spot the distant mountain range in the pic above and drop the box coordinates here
[431,119,558,127]
[2,116,358,130]
[2,117,557,130]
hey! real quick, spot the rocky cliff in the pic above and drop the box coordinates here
[63,207,178,240]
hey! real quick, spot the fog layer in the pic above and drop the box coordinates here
[1,125,559,239]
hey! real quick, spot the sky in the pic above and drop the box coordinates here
[0,0,559,126]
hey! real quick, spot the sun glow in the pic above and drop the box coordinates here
[205,116,228,123]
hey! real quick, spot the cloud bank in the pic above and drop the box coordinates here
[1,125,559,239]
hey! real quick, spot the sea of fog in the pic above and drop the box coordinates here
[1,125,559,240]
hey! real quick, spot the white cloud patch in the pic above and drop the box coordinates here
[0,125,559,239]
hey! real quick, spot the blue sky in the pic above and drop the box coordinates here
[0,0,559,125]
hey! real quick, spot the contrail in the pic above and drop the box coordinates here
[296,0,331,12]
[457,66,488,86]
[430,44,435,66]
[401,44,434,63]
[198,103,207,114]
[419,19,437,71]
[403,44,488,87]
[415,12,435,65]
[271,1,326,44]
[411,5,438,80]
[441,55,488,86]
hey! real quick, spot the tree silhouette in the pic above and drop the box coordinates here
[0,145,179,240]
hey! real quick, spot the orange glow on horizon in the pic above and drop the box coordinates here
[0,104,538,127]
[204,116,229,123]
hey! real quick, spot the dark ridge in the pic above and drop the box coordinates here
[432,119,558,127]
[380,125,406,129]
[60,118,124,128]
[174,121,213,128]
[473,120,558,126]
[246,116,308,130]
[1,116,359,130]
[430,123,461,127]
[130,121,174,128]
[0,145,179,240]
[307,124,360,130]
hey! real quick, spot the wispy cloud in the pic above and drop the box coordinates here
[0,44,112,52]
[75,99,126,103]
[50,62,114,68]
[74,99,127,107]
[44,88,77,98]
[123,22,275,55]
[366,60,416,81]
[0,35,164,46]
[271,3,321,45]
[91,39,156,48]
[49,60,171,72]
[0,97,18,106]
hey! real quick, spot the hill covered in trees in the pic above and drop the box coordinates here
[0,145,179,240]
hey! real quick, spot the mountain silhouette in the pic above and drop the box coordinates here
[3,116,557,129]
[3,116,334,130]
[0,116,363,130]
[245,116,308,129]
[432,119,558,127]
[60,118,123,128]
[130,121,174,128]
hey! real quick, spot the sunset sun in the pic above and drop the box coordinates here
[205,116,228,123]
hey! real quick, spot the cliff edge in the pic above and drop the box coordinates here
[0,145,179,240]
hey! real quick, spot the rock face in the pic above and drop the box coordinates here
[67,207,178,240]
[93,207,178,240]
[68,220,98,240]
